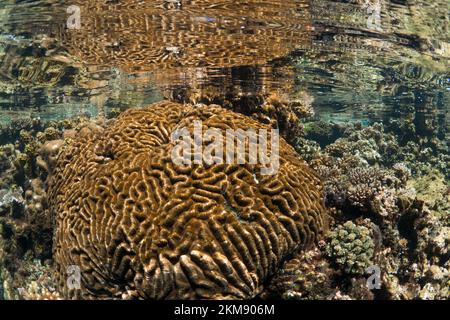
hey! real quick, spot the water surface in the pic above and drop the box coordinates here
[0,0,448,135]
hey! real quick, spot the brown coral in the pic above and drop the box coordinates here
[48,101,328,299]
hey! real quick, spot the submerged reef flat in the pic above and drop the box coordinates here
[59,0,312,75]
[0,100,448,300]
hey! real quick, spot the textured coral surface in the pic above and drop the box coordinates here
[48,101,328,299]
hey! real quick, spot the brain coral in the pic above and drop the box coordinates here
[48,101,328,299]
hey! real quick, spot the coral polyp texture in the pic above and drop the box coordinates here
[47,101,328,299]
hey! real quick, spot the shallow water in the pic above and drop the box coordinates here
[0,0,449,300]
[0,0,448,128]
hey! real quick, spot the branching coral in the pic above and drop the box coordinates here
[48,100,328,299]
[321,166,410,218]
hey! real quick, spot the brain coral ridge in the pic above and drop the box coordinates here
[48,101,328,299]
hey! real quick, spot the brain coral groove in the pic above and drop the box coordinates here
[48,101,328,299]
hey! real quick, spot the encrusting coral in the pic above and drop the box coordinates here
[47,100,329,299]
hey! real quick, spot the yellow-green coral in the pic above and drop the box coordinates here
[325,221,375,275]
[48,100,329,299]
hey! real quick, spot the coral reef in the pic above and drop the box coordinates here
[36,140,64,175]
[177,90,316,141]
[270,120,450,300]
[60,0,312,72]
[0,100,448,301]
[0,176,54,300]
[48,100,328,299]
[320,166,414,219]
[263,245,376,300]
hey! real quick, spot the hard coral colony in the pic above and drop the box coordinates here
[48,101,328,299]
[0,96,448,300]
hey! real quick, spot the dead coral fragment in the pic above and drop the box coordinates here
[48,101,328,299]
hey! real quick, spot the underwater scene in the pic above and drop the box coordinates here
[0,0,448,301]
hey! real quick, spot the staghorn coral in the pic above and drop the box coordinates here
[324,221,375,275]
[48,100,328,299]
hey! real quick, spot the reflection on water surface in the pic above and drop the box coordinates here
[0,0,448,134]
